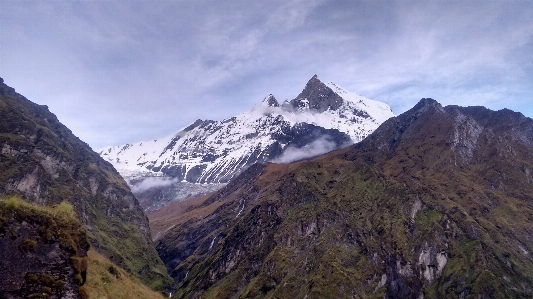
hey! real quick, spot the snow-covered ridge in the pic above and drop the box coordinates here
[99,75,395,184]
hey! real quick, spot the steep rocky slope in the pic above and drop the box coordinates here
[100,75,394,212]
[154,99,533,298]
[0,78,170,289]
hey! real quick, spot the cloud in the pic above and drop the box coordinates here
[1,0,532,149]
[271,136,339,164]
[130,177,179,194]
[265,0,324,31]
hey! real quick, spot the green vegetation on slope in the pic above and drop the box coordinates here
[0,196,88,257]
[80,249,166,299]
[170,160,532,298]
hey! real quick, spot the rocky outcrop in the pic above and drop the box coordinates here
[288,74,344,112]
[0,198,89,299]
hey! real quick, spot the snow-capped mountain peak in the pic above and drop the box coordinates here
[258,94,279,108]
[325,82,394,124]
[99,75,395,186]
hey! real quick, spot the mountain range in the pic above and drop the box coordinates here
[99,75,395,212]
[3,74,533,298]
[152,98,533,298]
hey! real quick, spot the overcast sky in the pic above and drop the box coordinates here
[1,0,532,149]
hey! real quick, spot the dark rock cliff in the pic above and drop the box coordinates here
[0,78,170,289]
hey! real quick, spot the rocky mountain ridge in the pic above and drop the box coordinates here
[153,98,533,298]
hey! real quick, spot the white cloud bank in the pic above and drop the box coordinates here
[130,177,178,193]
[271,136,340,164]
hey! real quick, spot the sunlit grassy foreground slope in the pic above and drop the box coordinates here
[81,249,165,299]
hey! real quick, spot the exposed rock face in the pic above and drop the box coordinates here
[0,78,170,289]
[0,199,89,299]
[153,99,533,298]
[288,74,344,112]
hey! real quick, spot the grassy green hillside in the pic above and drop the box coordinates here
[81,249,166,299]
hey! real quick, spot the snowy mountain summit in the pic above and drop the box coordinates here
[99,75,394,186]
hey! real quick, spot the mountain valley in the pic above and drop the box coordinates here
[2,74,533,299]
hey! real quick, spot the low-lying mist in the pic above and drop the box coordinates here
[130,177,179,193]
[271,136,348,163]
